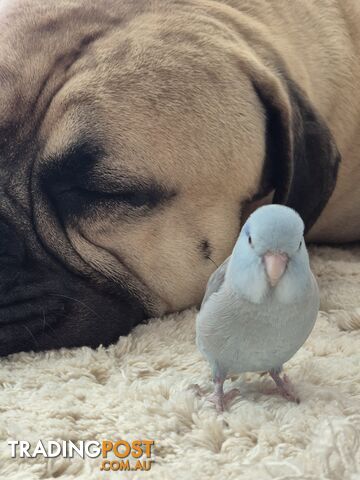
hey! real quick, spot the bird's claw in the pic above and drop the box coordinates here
[279,388,299,404]
[189,383,240,411]
[208,388,240,412]
[269,371,300,404]
[188,383,204,396]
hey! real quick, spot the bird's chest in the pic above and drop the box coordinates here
[198,288,315,373]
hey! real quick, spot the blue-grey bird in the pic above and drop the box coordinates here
[196,204,319,411]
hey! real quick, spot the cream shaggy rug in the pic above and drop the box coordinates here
[1,245,360,480]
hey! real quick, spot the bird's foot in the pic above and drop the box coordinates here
[269,371,300,404]
[208,388,240,412]
[188,384,240,411]
[188,383,204,396]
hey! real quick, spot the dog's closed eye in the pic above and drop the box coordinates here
[41,143,177,220]
[53,184,171,211]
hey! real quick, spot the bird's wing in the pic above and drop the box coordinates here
[200,256,231,309]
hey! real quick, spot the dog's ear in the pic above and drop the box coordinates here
[252,72,340,232]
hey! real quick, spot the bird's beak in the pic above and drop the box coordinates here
[264,252,288,287]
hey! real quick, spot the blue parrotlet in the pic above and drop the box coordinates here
[196,204,319,411]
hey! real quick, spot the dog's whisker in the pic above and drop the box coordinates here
[41,309,60,344]
[49,293,105,322]
[42,309,46,336]
[207,256,219,269]
[23,325,39,348]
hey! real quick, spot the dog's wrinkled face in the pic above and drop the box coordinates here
[0,0,340,355]
[0,1,266,355]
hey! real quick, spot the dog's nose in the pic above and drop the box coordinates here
[0,221,25,266]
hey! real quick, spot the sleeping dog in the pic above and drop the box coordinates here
[0,0,359,355]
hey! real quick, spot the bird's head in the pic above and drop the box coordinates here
[228,205,306,294]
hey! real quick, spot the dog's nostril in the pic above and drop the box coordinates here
[0,222,25,264]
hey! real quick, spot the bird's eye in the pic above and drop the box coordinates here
[248,235,252,246]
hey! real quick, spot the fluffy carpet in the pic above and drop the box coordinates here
[1,245,360,480]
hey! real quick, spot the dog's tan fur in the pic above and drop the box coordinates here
[1,0,360,321]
